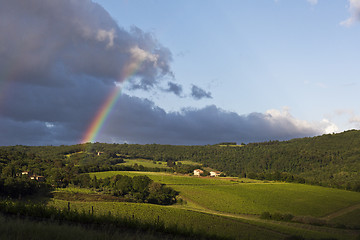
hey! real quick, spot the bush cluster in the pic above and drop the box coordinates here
[72,174,178,205]
[0,176,52,198]
[260,212,294,222]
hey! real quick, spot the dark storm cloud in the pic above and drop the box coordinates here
[0,76,111,146]
[0,85,325,146]
[0,0,172,89]
[97,95,323,145]
[164,82,183,96]
[191,85,212,100]
[0,0,171,145]
[0,0,327,146]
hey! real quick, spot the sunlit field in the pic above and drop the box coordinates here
[90,171,360,217]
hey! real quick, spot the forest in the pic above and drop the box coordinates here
[0,129,360,196]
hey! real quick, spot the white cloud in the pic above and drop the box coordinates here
[328,109,360,130]
[265,107,336,135]
[320,119,339,134]
[307,0,318,5]
[130,46,159,65]
[348,113,360,127]
[340,0,360,26]
[350,116,360,123]
[96,29,116,48]
[45,122,55,128]
[266,107,313,130]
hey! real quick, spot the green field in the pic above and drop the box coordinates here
[117,158,201,169]
[174,183,360,217]
[118,158,170,169]
[48,199,356,240]
[47,170,360,240]
[90,171,360,217]
[90,171,257,185]
[48,199,286,240]
[0,213,170,240]
[177,160,202,166]
[329,208,360,228]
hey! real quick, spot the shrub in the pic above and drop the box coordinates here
[260,211,271,219]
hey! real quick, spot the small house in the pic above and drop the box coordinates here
[35,175,45,182]
[21,171,31,175]
[193,169,204,176]
[30,174,45,182]
[210,171,221,177]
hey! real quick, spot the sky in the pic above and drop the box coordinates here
[0,0,359,146]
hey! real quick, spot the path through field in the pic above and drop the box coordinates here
[321,202,360,221]
[174,196,360,240]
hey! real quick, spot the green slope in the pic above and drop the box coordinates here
[90,171,360,217]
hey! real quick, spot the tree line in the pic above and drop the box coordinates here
[1,130,360,192]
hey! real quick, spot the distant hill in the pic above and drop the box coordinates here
[0,130,359,191]
[196,130,360,190]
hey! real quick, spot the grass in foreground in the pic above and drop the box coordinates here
[48,199,359,240]
[0,214,192,240]
[48,199,286,240]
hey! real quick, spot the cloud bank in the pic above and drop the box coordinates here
[0,0,332,146]
[0,88,333,145]
[0,0,172,89]
[98,98,333,145]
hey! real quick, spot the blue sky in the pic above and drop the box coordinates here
[0,0,359,145]
[95,0,360,132]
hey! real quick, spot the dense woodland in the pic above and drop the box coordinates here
[0,130,360,194]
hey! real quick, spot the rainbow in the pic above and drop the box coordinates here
[82,58,143,143]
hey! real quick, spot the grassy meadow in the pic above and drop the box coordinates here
[89,171,360,217]
[0,214,178,240]
[116,158,202,169]
[2,169,358,240]
[118,158,170,169]
[47,199,356,240]
[47,199,286,240]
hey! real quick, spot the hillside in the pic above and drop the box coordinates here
[1,133,360,240]
[0,130,360,191]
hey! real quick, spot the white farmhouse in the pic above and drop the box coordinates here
[210,171,221,177]
[193,169,204,176]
